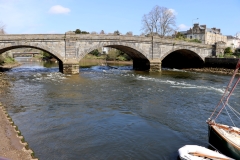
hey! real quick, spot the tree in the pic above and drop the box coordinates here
[175,32,186,39]
[0,22,6,34]
[75,29,81,34]
[100,30,105,34]
[81,31,89,34]
[113,30,120,35]
[74,29,89,34]
[89,49,101,56]
[141,5,176,36]
[224,47,232,54]
[126,31,133,36]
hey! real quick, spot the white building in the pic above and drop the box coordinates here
[102,47,110,54]
[226,36,240,50]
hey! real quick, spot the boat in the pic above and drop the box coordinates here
[178,145,234,160]
[207,59,240,159]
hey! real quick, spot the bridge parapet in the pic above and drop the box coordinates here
[0,34,65,40]
[65,33,151,42]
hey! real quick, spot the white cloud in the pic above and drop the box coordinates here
[49,5,70,14]
[178,24,190,31]
[168,8,177,15]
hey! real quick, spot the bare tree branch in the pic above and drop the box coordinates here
[0,22,6,34]
[126,31,133,36]
[236,32,240,39]
[141,5,176,37]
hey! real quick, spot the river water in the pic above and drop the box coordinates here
[0,58,240,160]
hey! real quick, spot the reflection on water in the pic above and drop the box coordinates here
[0,61,240,160]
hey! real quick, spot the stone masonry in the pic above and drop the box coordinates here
[0,32,214,74]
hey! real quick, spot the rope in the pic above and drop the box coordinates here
[224,105,236,127]
[214,77,240,120]
[227,103,240,117]
[207,142,222,154]
[210,59,240,120]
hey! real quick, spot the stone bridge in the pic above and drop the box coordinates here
[0,32,216,74]
[12,52,40,58]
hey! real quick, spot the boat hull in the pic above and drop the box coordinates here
[178,144,233,160]
[208,124,240,159]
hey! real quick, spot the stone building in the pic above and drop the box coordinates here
[180,24,227,45]
[226,35,240,50]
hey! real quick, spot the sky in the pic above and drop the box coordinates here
[0,0,239,36]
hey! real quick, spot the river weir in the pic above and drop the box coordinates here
[0,59,240,160]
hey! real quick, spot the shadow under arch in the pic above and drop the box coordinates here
[161,49,204,69]
[0,45,64,72]
[81,43,150,71]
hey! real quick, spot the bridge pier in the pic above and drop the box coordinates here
[133,59,150,71]
[59,62,79,74]
[149,60,161,72]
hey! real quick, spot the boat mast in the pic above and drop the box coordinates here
[209,59,240,121]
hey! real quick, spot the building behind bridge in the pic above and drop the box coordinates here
[226,35,240,50]
[180,23,227,45]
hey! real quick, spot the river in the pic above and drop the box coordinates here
[0,58,240,160]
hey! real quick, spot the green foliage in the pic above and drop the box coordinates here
[89,49,101,56]
[224,47,232,54]
[175,36,201,43]
[176,32,186,39]
[75,29,89,34]
[41,51,52,58]
[116,50,131,61]
[0,55,4,65]
[113,30,120,35]
[75,29,81,34]
[233,48,240,57]
[106,49,130,61]
[234,53,240,58]
[188,39,202,43]
[222,47,240,58]
[40,51,54,61]
[5,57,15,63]
[106,50,118,61]
[1,56,15,64]
[217,54,224,58]
[224,53,235,58]
[81,31,89,34]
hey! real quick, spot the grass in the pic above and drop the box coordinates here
[4,56,15,64]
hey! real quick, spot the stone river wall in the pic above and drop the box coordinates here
[0,73,38,160]
[205,57,239,69]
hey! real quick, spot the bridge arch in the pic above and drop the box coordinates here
[79,42,149,60]
[77,42,150,70]
[161,47,204,69]
[0,43,64,62]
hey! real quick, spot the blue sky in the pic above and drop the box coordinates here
[0,0,239,36]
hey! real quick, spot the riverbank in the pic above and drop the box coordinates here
[183,67,240,75]
[0,73,37,160]
[0,62,21,72]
